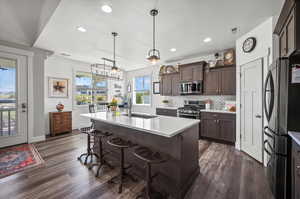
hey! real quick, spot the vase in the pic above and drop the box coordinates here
[56,103,64,112]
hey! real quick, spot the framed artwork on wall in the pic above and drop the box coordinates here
[153,82,160,94]
[48,77,69,98]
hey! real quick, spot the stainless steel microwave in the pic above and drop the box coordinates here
[180,81,203,95]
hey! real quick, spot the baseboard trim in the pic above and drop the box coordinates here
[29,135,46,143]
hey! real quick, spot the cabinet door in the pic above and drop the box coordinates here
[201,118,219,139]
[180,66,193,82]
[192,65,203,81]
[161,75,172,96]
[286,11,295,56]
[220,67,236,95]
[218,118,236,142]
[204,69,219,95]
[171,74,180,96]
[280,29,287,57]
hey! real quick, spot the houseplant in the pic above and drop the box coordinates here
[110,98,118,111]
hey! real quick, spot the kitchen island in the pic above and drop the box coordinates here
[81,112,200,199]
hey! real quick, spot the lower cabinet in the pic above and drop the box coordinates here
[49,111,72,136]
[201,112,236,143]
[291,140,300,199]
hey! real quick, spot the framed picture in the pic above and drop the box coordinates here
[153,82,160,94]
[48,77,69,98]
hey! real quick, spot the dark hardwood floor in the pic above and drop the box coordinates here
[0,133,274,199]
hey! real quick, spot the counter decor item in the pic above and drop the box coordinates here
[224,100,236,112]
[205,99,212,110]
[110,98,118,112]
[48,77,69,98]
[162,99,170,107]
[56,102,64,112]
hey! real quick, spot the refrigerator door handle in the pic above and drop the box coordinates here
[264,70,275,122]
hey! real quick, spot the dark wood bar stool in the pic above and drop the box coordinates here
[77,126,99,165]
[88,130,113,177]
[133,147,168,199]
[107,137,137,193]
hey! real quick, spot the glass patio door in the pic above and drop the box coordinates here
[0,52,27,148]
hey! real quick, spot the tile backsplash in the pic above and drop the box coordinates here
[162,95,236,110]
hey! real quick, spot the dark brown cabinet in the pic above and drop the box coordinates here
[291,140,300,199]
[161,73,180,96]
[275,2,300,57]
[201,112,236,143]
[156,108,177,117]
[204,66,236,95]
[179,62,205,82]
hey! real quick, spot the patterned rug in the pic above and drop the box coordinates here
[0,144,44,178]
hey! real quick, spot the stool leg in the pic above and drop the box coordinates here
[84,134,91,165]
[118,148,124,193]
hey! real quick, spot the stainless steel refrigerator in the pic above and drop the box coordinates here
[264,57,300,199]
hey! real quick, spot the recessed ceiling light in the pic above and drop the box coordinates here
[60,53,71,57]
[203,37,212,43]
[101,4,112,13]
[170,48,177,52]
[77,26,87,32]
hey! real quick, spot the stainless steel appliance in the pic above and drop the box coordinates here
[180,81,203,95]
[177,100,205,119]
[264,57,300,199]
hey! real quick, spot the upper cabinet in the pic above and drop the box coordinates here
[275,1,300,57]
[204,66,236,95]
[179,62,205,82]
[161,73,180,96]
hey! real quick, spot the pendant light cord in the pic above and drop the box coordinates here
[113,34,116,67]
[153,13,155,50]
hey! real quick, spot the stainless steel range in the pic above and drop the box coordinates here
[177,100,206,119]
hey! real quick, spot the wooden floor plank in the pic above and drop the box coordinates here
[0,133,274,199]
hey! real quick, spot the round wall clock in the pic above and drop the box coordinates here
[242,37,257,53]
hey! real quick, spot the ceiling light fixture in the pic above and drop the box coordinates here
[147,9,160,65]
[77,26,87,32]
[170,48,177,52]
[204,37,212,43]
[111,32,118,73]
[101,4,112,13]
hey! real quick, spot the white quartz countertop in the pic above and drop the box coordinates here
[200,109,236,114]
[289,131,300,146]
[80,112,200,138]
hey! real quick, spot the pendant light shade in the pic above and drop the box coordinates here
[147,9,160,65]
[112,32,118,73]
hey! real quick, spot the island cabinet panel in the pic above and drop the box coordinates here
[204,66,236,95]
[49,111,72,136]
[291,140,300,199]
[156,108,177,117]
[161,73,180,96]
[94,121,199,199]
[200,112,236,143]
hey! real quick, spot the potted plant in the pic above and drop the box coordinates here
[162,99,169,107]
[110,98,118,111]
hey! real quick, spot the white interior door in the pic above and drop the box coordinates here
[0,52,28,148]
[241,59,263,162]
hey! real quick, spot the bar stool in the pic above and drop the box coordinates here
[107,137,137,193]
[88,130,114,177]
[77,125,99,165]
[133,146,168,199]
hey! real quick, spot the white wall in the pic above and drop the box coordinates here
[235,17,274,162]
[44,55,125,135]
[125,53,236,114]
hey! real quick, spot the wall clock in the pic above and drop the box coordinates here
[242,37,257,53]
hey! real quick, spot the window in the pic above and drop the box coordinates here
[75,72,108,105]
[133,75,151,105]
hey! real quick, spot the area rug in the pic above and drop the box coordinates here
[0,144,44,178]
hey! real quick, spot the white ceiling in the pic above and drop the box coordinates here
[0,0,61,46]
[34,0,284,71]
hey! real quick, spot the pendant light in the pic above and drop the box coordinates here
[147,9,160,65]
[111,32,118,73]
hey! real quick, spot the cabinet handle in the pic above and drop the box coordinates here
[297,166,300,169]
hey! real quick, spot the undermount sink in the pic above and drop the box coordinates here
[122,113,157,119]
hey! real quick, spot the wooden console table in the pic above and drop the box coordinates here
[49,111,72,136]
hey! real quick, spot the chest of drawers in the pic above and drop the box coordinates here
[49,111,72,136]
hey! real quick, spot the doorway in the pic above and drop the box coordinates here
[240,58,264,162]
[0,52,28,148]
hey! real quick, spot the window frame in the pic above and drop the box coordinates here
[132,75,151,106]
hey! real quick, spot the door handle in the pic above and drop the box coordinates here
[255,115,262,118]
[21,103,27,113]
